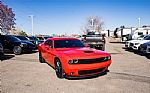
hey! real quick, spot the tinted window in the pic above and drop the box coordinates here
[144,36,150,40]
[45,40,53,48]
[54,40,85,48]
[37,37,44,40]
[28,37,38,40]
[138,32,143,35]
[16,36,28,40]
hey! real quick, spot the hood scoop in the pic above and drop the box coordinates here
[83,50,94,53]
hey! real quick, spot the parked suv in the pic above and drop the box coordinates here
[15,35,35,45]
[0,35,36,55]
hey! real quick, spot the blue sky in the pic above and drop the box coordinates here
[2,0,150,35]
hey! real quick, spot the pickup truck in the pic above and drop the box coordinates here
[82,32,105,51]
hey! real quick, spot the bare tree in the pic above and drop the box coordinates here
[0,1,15,34]
[82,16,104,34]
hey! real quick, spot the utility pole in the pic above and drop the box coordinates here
[29,15,34,36]
[138,17,141,28]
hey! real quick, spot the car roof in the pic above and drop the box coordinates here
[47,37,79,40]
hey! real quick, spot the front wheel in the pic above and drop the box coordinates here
[39,52,45,63]
[13,46,22,55]
[55,58,64,79]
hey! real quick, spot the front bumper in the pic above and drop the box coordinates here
[132,45,140,50]
[63,60,111,77]
[21,45,37,52]
[64,70,107,79]
[142,46,150,53]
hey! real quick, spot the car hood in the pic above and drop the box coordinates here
[55,47,110,59]
[127,40,150,44]
[127,40,141,43]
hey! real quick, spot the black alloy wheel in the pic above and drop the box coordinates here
[13,46,22,55]
[55,58,64,79]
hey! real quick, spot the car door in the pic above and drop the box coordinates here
[0,35,10,50]
[44,40,55,66]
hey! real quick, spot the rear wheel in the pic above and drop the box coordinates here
[55,58,64,79]
[13,46,22,55]
[39,52,45,63]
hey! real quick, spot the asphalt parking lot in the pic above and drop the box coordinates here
[1,42,150,93]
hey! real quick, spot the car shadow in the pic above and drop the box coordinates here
[123,48,150,59]
[65,71,108,80]
[145,54,150,59]
[23,50,38,54]
[0,54,15,61]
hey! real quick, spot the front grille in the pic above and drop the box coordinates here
[77,57,110,64]
[148,48,150,52]
[78,68,106,75]
[130,43,134,47]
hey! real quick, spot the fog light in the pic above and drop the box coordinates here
[70,72,74,75]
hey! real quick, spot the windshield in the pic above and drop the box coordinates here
[54,40,85,48]
[144,36,150,40]
[16,36,28,40]
[7,35,21,42]
[28,37,38,40]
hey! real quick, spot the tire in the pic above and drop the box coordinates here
[101,45,105,51]
[39,52,45,63]
[13,46,22,55]
[55,58,64,79]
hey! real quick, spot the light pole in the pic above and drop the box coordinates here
[29,15,34,36]
[138,17,141,28]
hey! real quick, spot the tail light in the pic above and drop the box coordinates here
[102,35,105,43]
[84,36,86,42]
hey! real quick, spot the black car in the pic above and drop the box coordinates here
[139,41,150,54]
[0,35,36,55]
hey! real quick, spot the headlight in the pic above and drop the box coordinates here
[68,59,79,64]
[135,43,139,45]
[20,43,27,47]
[104,56,111,60]
[107,56,111,60]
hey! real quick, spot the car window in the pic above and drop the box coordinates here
[37,37,44,40]
[54,40,85,48]
[16,36,29,40]
[6,35,21,42]
[144,36,150,40]
[138,32,143,35]
[45,40,53,48]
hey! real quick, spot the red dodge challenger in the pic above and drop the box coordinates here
[38,37,112,79]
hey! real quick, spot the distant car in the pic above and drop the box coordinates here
[43,36,53,40]
[15,35,36,45]
[38,37,112,79]
[28,36,44,45]
[125,35,150,50]
[0,35,36,55]
[0,42,4,57]
[139,41,150,54]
